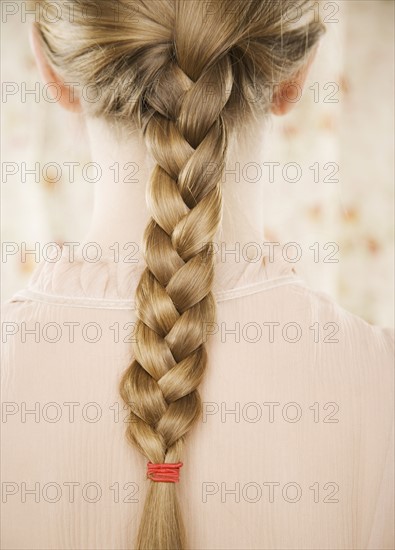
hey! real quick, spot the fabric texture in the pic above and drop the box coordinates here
[1,246,394,549]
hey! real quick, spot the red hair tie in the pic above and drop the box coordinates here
[147,461,183,483]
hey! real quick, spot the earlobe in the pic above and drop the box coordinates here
[271,80,303,116]
[271,44,319,117]
[29,23,82,113]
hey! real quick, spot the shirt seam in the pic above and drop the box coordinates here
[8,276,306,311]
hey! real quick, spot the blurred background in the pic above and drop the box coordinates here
[1,0,394,327]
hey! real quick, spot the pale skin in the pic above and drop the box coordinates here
[30,24,318,258]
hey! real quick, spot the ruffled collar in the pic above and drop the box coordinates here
[14,243,303,309]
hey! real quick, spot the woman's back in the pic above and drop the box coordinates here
[2,1,394,548]
[2,249,393,549]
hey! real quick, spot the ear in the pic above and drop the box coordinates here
[29,23,82,113]
[271,45,318,116]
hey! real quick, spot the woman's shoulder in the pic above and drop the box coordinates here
[285,281,394,362]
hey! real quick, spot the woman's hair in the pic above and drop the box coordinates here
[36,1,325,548]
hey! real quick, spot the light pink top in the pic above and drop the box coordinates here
[1,247,394,549]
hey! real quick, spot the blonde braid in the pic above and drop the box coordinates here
[119,53,234,549]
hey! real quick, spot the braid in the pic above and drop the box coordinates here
[36,1,326,548]
[120,55,233,549]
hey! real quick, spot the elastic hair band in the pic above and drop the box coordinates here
[147,461,183,483]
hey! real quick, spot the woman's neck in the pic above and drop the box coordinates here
[81,117,267,261]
